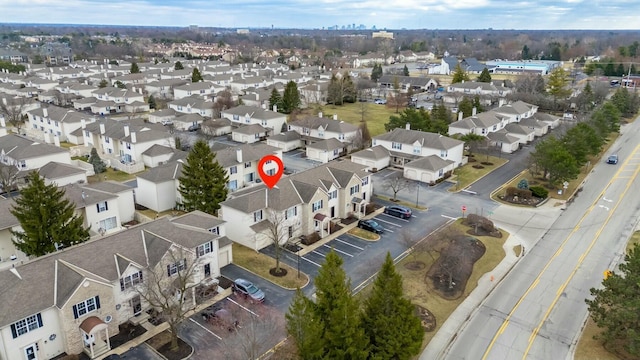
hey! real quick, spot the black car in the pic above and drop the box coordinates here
[232,278,265,302]
[607,154,618,164]
[384,205,412,219]
[358,219,385,234]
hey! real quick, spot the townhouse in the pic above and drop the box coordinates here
[287,113,360,147]
[173,81,222,100]
[89,87,148,115]
[0,134,71,172]
[378,75,439,93]
[221,105,286,135]
[27,106,89,143]
[168,96,215,118]
[220,160,372,250]
[0,215,231,360]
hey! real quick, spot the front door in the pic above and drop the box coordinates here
[24,344,37,360]
[131,295,142,316]
[330,206,335,218]
[204,263,211,278]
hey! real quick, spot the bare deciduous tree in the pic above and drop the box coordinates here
[0,96,29,134]
[0,163,20,193]
[382,174,415,201]
[137,246,200,350]
[264,208,293,275]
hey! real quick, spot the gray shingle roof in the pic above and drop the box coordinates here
[350,145,390,160]
[0,134,68,160]
[289,116,358,133]
[233,123,268,135]
[404,155,454,171]
[268,130,301,142]
[170,210,225,230]
[38,162,85,180]
[307,138,345,151]
[137,161,183,183]
[0,198,18,230]
[213,143,280,168]
[222,105,284,120]
[85,180,132,194]
[374,128,463,150]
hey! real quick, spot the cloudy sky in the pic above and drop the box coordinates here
[2,0,640,30]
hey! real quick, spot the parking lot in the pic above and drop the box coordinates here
[282,149,323,173]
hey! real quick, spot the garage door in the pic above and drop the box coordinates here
[366,161,374,167]
[219,249,230,267]
[405,169,417,180]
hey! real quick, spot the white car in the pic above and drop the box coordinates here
[374,99,387,105]
[161,119,173,126]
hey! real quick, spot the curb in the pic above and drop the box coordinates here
[232,262,311,291]
[448,158,510,194]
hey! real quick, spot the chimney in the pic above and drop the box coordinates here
[318,112,323,118]
[132,86,136,93]
[498,98,505,107]
[236,148,243,163]
[333,114,338,120]
[81,119,86,129]
[405,123,410,130]
[54,135,60,147]
[124,125,130,137]
[458,112,463,121]
[272,104,277,113]
[1,98,6,106]
[130,131,137,143]
[472,107,477,116]
[43,108,48,117]
[99,123,105,134]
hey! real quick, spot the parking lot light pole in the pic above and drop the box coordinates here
[415,182,420,208]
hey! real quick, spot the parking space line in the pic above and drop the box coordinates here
[441,214,457,220]
[301,256,321,267]
[227,297,260,317]
[335,238,364,251]
[374,217,403,227]
[324,244,354,257]
[380,213,410,222]
[189,318,222,340]
[312,250,326,257]
[383,228,394,233]
[383,170,398,177]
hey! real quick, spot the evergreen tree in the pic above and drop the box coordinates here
[363,253,423,360]
[88,147,107,174]
[268,88,282,111]
[472,95,484,113]
[178,140,228,215]
[521,45,531,60]
[98,79,109,88]
[431,102,452,124]
[130,62,140,74]
[11,172,90,257]
[451,64,470,84]
[148,95,157,110]
[281,81,301,114]
[314,250,369,359]
[586,245,640,357]
[403,64,410,76]
[477,68,492,82]
[286,289,325,359]
[191,68,203,83]
[546,67,571,107]
[174,61,184,70]
[114,80,126,89]
[457,97,473,118]
[371,63,383,82]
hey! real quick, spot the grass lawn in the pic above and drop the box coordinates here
[138,209,186,220]
[354,219,508,350]
[574,230,640,360]
[449,155,509,192]
[299,103,398,137]
[348,228,380,241]
[87,168,142,183]
[232,243,309,289]
[58,141,75,149]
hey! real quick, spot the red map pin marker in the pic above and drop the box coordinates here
[258,155,284,189]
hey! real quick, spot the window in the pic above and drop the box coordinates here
[209,226,219,235]
[10,313,42,338]
[73,296,100,319]
[233,114,239,121]
[254,210,263,222]
[362,177,369,186]
[312,200,323,212]
[19,161,26,169]
[285,206,297,219]
[318,129,324,137]
[392,142,402,150]
[267,168,276,176]
[339,133,345,140]
[167,259,187,276]
[85,130,90,137]
[350,184,360,196]
[55,121,59,127]
[255,133,260,139]
[413,146,421,155]
[261,119,267,126]
[492,125,497,131]
[197,241,213,257]
[328,190,337,200]
[440,150,448,157]
[244,162,251,168]
[99,216,117,231]
[105,136,110,144]
[333,149,339,156]
[228,180,237,190]
[230,166,237,174]
[120,271,143,291]
[96,201,108,213]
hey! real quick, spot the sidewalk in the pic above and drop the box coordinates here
[420,200,564,360]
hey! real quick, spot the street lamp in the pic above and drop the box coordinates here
[415,182,420,208]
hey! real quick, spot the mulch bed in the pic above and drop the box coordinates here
[415,305,437,332]
[109,322,147,348]
[426,235,486,300]
[342,216,358,225]
[269,267,288,277]
[146,330,192,360]
[404,261,426,271]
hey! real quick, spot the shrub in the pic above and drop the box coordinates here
[530,186,549,199]
[517,179,529,190]
[506,187,532,199]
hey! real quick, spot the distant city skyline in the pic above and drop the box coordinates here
[1,0,640,30]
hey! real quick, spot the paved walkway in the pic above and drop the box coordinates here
[419,200,565,359]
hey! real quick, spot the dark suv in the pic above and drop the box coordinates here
[358,219,385,234]
[232,278,265,302]
[384,205,412,219]
[606,154,618,164]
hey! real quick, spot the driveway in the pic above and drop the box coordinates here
[220,263,295,312]
[117,343,164,360]
[282,149,323,173]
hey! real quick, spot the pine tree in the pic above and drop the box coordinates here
[403,64,410,76]
[11,172,90,257]
[315,250,370,359]
[269,88,282,112]
[88,147,107,174]
[363,253,424,360]
[148,95,157,110]
[174,61,184,70]
[286,289,325,359]
[458,97,473,118]
[114,80,126,89]
[130,62,140,74]
[451,64,470,84]
[178,140,228,215]
[477,68,492,82]
[281,81,301,114]
[191,68,203,83]
[98,79,108,88]
[371,63,383,82]
[586,245,640,356]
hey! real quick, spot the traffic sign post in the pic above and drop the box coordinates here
[461,205,467,217]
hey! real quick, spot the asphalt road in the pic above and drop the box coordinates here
[441,119,640,360]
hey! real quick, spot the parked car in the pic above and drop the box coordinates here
[607,154,619,164]
[374,98,387,105]
[161,119,173,126]
[384,205,412,219]
[358,219,385,234]
[232,278,265,302]
[188,123,201,132]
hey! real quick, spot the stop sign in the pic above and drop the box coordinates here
[461,205,467,212]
